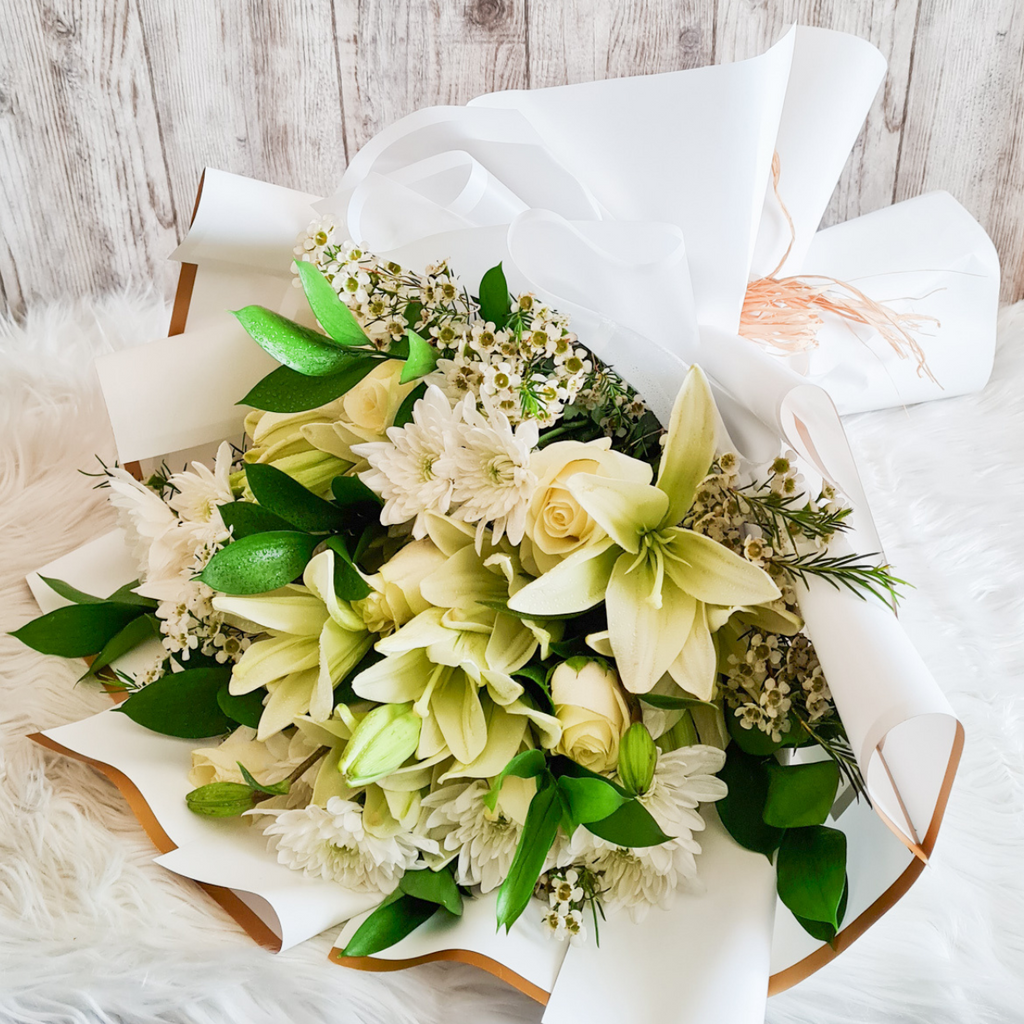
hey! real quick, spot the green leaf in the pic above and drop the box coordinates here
[116,666,234,738]
[324,536,371,600]
[197,531,320,595]
[583,796,671,848]
[639,693,717,712]
[236,762,290,796]
[104,582,160,608]
[557,775,628,826]
[37,575,106,605]
[245,463,348,534]
[398,867,463,916]
[763,760,840,829]
[341,893,439,956]
[794,875,849,943]
[331,475,384,508]
[217,685,265,729]
[233,306,362,377]
[483,748,548,812]
[239,358,381,413]
[716,745,785,859]
[478,263,511,326]
[84,613,161,677]
[548,755,630,796]
[393,382,427,428]
[496,781,563,932]
[11,603,146,658]
[219,500,295,539]
[399,329,438,384]
[776,825,848,929]
[293,261,370,345]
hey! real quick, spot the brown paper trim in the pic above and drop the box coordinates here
[331,949,551,1005]
[29,731,282,953]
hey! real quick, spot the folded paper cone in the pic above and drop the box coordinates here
[32,23,990,1024]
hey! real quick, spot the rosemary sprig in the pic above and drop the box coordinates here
[737,487,852,544]
[772,550,911,607]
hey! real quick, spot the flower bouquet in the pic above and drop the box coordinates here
[15,25,997,1024]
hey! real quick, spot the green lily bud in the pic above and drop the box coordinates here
[618,722,658,796]
[338,702,422,786]
[185,782,259,818]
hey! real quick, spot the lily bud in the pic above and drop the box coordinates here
[185,782,259,817]
[618,722,658,795]
[338,702,422,786]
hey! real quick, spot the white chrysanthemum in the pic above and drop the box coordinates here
[447,397,538,547]
[167,441,234,525]
[572,829,702,923]
[354,385,461,538]
[420,780,522,893]
[106,468,188,581]
[252,796,436,895]
[638,745,727,839]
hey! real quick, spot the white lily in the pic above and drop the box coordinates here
[213,549,373,740]
[508,365,780,698]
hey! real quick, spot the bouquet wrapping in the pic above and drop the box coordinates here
[21,25,997,1024]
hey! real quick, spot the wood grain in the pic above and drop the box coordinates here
[0,0,1022,318]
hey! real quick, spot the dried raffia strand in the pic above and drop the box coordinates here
[739,153,939,384]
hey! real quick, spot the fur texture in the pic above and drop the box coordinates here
[1,294,1022,1024]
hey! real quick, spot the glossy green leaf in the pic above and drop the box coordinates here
[478,263,511,326]
[244,463,348,533]
[104,582,160,608]
[218,500,295,539]
[331,475,383,509]
[763,760,840,828]
[325,536,371,600]
[496,781,563,932]
[37,575,156,609]
[293,261,370,346]
[116,666,234,738]
[548,755,630,797]
[341,893,439,956]
[398,867,463,916]
[716,745,784,859]
[776,825,848,929]
[399,329,438,384]
[217,685,265,729]
[85,613,161,677]
[793,875,848,943]
[11,603,146,658]
[393,381,427,428]
[239,358,381,413]
[233,306,360,377]
[197,531,320,595]
[483,748,548,812]
[557,775,628,826]
[583,795,671,848]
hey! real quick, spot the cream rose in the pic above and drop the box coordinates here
[550,658,632,773]
[523,439,653,573]
[353,538,446,634]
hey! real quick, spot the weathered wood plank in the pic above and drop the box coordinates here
[525,0,716,88]
[896,0,1024,303]
[135,0,348,230]
[0,0,178,319]
[333,0,528,157]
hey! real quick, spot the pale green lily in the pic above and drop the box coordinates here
[213,549,373,740]
[508,365,780,698]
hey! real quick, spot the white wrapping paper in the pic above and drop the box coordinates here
[48,23,989,1022]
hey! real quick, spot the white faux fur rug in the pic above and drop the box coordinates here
[1,293,1022,1024]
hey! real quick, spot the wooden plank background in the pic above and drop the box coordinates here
[1,0,1021,320]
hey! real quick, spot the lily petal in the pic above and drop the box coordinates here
[352,647,430,703]
[438,699,528,781]
[663,529,781,607]
[258,669,318,740]
[420,544,508,608]
[666,602,717,701]
[657,365,717,527]
[230,635,319,694]
[607,554,697,693]
[567,474,669,554]
[213,589,327,636]
[431,670,487,765]
[485,612,538,675]
[507,537,618,616]
[304,550,365,631]
[314,620,373,721]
